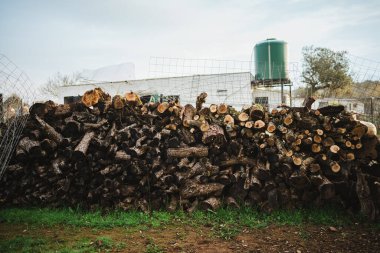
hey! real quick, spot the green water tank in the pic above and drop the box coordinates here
[254,38,289,82]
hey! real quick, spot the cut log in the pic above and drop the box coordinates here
[356,169,376,220]
[217,103,228,114]
[238,112,249,122]
[245,121,254,129]
[125,91,142,106]
[196,92,207,112]
[318,105,344,116]
[199,197,221,211]
[322,137,335,147]
[112,95,125,109]
[319,176,335,200]
[316,129,324,136]
[249,104,264,120]
[219,157,256,167]
[167,146,208,158]
[185,119,209,132]
[34,116,63,144]
[292,155,302,166]
[283,115,293,126]
[224,115,234,126]
[225,196,240,208]
[202,124,225,146]
[115,150,131,161]
[330,145,340,154]
[181,104,196,127]
[254,120,265,129]
[311,144,321,153]
[267,122,276,133]
[313,135,322,143]
[157,102,170,114]
[82,88,109,107]
[180,181,224,199]
[73,131,95,161]
[330,161,341,173]
[302,97,315,110]
[209,104,217,113]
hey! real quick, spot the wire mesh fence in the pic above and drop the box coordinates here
[148,56,303,110]
[0,54,36,179]
[148,55,379,128]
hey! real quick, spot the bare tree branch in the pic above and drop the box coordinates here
[40,72,83,99]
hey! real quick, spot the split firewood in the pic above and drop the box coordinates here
[1,89,378,218]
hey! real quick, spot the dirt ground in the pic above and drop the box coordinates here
[1,223,380,253]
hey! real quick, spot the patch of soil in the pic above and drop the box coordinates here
[0,223,379,252]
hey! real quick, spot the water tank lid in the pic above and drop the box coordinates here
[255,38,287,47]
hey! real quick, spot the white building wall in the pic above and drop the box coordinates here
[57,72,254,108]
[252,88,290,110]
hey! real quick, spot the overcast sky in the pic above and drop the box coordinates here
[1,0,380,85]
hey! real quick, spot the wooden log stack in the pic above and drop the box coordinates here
[0,90,379,219]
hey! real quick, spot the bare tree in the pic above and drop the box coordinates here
[40,72,83,99]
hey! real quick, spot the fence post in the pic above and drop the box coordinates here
[0,93,3,123]
[371,97,374,123]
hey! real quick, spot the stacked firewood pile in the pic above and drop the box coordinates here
[0,89,379,218]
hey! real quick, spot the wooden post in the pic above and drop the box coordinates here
[0,93,3,123]
[281,83,284,104]
[370,97,374,123]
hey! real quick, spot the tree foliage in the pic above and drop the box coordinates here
[353,80,380,98]
[40,72,83,99]
[302,46,353,96]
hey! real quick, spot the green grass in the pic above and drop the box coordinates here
[0,236,49,253]
[0,206,373,240]
[0,206,378,253]
[0,235,127,253]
